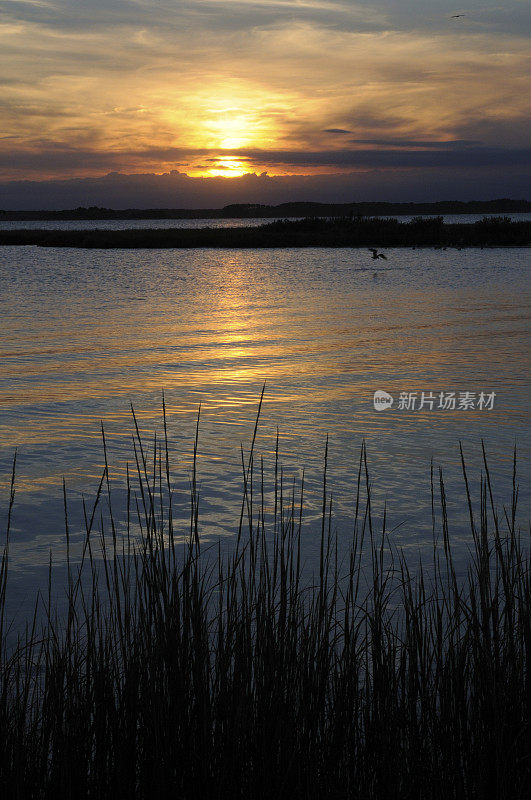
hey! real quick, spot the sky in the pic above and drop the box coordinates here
[1,0,530,207]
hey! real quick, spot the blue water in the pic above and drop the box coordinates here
[1,212,530,230]
[0,231,529,624]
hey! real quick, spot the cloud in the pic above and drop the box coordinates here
[349,138,482,148]
[2,142,529,181]
[3,1,528,37]
[0,1,529,185]
[1,166,529,211]
[230,146,531,170]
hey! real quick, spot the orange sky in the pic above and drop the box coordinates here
[0,1,529,186]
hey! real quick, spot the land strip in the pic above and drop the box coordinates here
[1,216,530,248]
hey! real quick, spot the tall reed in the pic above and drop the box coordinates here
[0,401,529,799]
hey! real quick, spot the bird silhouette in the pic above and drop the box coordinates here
[451,14,466,18]
[369,248,387,259]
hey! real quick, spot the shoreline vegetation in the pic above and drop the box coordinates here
[1,198,530,221]
[1,402,529,798]
[1,214,530,249]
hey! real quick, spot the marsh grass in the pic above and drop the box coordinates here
[0,398,529,799]
[1,215,530,249]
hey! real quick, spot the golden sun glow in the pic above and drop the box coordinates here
[220,137,246,149]
[206,106,255,150]
[161,83,298,177]
[183,98,269,176]
[205,158,250,177]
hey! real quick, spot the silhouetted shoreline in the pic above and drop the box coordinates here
[1,198,530,221]
[1,215,530,249]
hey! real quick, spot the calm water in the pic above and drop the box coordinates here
[0,217,286,231]
[0,236,529,603]
[2,212,531,230]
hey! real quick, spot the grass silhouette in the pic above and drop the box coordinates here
[1,215,530,249]
[0,398,529,798]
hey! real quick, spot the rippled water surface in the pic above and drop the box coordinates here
[0,241,529,584]
[2,212,530,230]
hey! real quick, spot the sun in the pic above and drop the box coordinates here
[210,158,249,176]
[209,108,253,150]
[188,157,249,178]
[220,136,246,149]
[189,102,259,176]
[163,82,294,177]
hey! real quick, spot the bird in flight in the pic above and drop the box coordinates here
[369,248,387,260]
[451,14,466,17]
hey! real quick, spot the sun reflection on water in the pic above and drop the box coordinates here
[0,244,529,567]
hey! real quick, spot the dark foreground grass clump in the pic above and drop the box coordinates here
[0,403,529,799]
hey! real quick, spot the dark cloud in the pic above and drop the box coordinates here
[349,0,531,36]
[0,0,386,37]
[350,139,482,149]
[340,109,412,132]
[1,166,529,211]
[0,145,199,174]
[230,146,531,169]
[1,143,529,181]
[453,116,530,150]
[3,1,528,38]
[205,156,252,163]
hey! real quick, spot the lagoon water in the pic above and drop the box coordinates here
[0,224,529,608]
[2,212,531,231]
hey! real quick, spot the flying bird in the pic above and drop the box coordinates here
[451,14,466,18]
[369,248,387,260]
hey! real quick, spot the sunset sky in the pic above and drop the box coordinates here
[1,0,530,206]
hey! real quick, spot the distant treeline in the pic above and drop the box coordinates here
[1,215,530,249]
[0,198,530,221]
